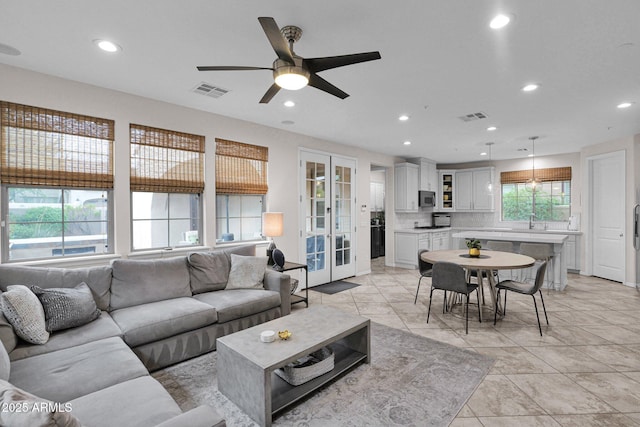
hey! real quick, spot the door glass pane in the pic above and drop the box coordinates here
[306,161,327,272]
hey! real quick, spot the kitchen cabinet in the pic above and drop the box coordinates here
[431,231,451,251]
[566,234,581,272]
[370,182,384,212]
[394,230,451,268]
[408,157,437,191]
[454,167,494,211]
[438,170,455,211]
[394,163,419,212]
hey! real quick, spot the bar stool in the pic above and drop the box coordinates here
[519,242,554,290]
[486,241,515,282]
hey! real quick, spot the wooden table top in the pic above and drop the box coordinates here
[421,249,535,270]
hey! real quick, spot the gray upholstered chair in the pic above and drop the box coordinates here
[428,262,481,334]
[414,249,433,304]
[494,261,549,336]
[519,242,554,290]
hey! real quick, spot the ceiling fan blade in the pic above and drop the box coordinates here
[259,83,281,104]
[304,51,381,73]
[308,74,349,99]
[258,17,295,65]
[197,66,273,71]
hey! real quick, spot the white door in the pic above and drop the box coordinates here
[590,151,625,282]
[300,151,357,286]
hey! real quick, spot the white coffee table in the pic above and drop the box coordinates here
[217,305,371,427]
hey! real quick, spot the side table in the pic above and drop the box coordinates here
[273,261,308,307]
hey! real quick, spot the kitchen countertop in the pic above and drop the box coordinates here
[395,227,452,234]
[452,231,569,244]
[453,227,582,235]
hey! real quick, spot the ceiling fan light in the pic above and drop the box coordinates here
[274,67,309,90]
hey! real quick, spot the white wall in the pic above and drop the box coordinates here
[0,64,400,275]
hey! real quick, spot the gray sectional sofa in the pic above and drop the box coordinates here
[0,245,292,427]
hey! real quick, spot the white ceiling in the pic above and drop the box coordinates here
[1,0,639,162]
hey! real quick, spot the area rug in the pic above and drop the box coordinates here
[153,322,494,427]
[310,280,360,294]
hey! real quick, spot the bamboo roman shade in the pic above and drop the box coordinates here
[130,124,205,193]
[215,138,268,194]
[501,167,571,184]
[0,101,114,188]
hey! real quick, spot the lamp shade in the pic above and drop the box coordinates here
[262,212,284,237]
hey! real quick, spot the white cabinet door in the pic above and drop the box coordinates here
[472,169,493,210]
[418,234,431,251]
[370,182,384,212]
[395,233,418,267]
[455,171,473,210]
[394,163,419,212]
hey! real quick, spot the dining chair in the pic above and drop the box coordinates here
[428,262,481,334]
[494,260,549,336]
[414,249,433,304]
[519,242,554,290]
[485,240,515,282]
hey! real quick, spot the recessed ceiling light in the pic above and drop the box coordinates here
[617,102,633,109]
[93,39,121,53]
[522,83,539,92]
[0,43,21,56]
[487,126,497,131]
[398,115,409,121]
[527,154,534,157]
[403,141,411,146]
[490,14,511,29]
[480,152,487,156]
[284,100,295,107]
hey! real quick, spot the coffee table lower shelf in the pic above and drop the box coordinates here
[272,341,367,414]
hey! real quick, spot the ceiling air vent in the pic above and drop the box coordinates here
[191,82,230,98]
[458,112,488,122]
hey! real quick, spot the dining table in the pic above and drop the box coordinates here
[420,249,536,321]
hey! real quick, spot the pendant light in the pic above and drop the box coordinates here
[485,142,494,193]
[529,136,538,189]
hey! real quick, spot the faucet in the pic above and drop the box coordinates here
[529,213,536,230]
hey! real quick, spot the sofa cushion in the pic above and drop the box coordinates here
[1,285,49,345]
[31,282,101,332]
[0,340,9,381]
[0,379,81,427]
[69,376,182,427]
[0,312,18,353]
[225,254,268,290]
[0,264,112,311]
[9,311,122,361]
[187,251,230,293]
[9,337,148,402]
[110,298,217,347]
[110,257,191,310]
[194,289,281,323]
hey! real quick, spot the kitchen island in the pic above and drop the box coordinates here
[452,231,569,291]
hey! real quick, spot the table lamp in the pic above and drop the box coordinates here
[262,212,284,266]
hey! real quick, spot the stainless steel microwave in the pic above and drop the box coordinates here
[418,191,436,207]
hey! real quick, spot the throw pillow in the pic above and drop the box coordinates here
[0,285,49,345]
[225,254,268,290]
[0,379,81,427]
[31,282,101,332]
[0,339,9,381]
[0,311,18,353]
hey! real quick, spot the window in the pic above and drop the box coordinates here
[130,124,204,250]
[501,167,571,221]
[215,138,268,242]
[0,101,114,261]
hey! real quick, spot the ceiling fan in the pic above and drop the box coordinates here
[197,17,381,104]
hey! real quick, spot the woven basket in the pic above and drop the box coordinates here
[290,278,299,295]
[275,347,334,386]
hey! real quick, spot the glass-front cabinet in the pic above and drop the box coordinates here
[439,170,454,210]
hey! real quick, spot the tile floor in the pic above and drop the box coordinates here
[293,257,640,426]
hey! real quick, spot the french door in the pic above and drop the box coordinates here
[300,150,356,287]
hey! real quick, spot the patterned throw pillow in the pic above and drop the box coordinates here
[0,285,49,345]
[31,282,101,332]
[225,254,268,290]
[0,379,81,427]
